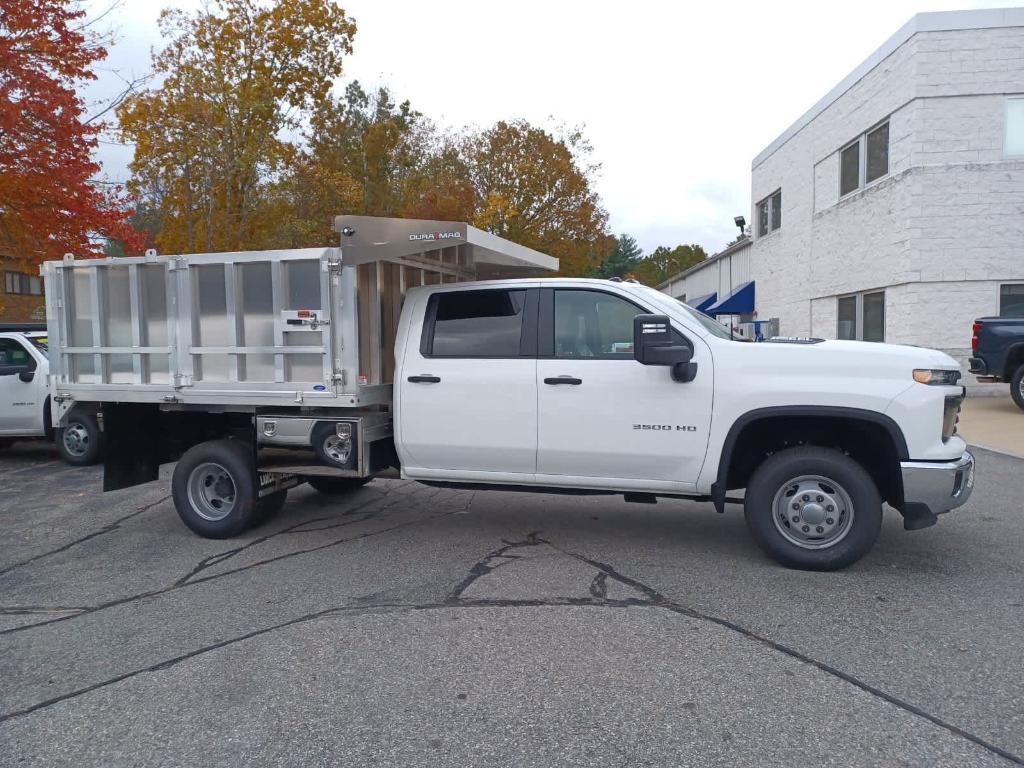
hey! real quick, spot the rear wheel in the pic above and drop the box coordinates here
[306,476,371,495]
[172,439,257,538]
[56,412,103,466]
[743,446,882,571]
[1010,363,1024,412]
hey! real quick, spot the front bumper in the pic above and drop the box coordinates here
[900,450,975,516]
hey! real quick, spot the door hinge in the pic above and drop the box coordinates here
[331,371,346,385]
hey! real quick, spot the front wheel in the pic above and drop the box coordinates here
[1010,364,1024,412]
[56,412,103,466]
[743,446,882,571]
[171,439,257,538]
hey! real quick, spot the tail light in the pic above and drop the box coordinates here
[971,321,982,353]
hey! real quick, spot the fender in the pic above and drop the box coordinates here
[709,405,910,513]
[1003,341,1024,379]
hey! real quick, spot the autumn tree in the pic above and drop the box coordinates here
[633,243,707,286]
[0,0,142,268]
[118,0,355,254]
[467,120,613,276]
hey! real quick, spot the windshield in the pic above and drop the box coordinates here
[672,299,736,340]
[630,283,738,341]
[28,336,48,356]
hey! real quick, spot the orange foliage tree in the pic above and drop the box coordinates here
[0,0,142,267]
[118,0,356,254]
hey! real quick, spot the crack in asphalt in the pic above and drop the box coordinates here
[1,514,1020,765]
[0,494,171,578]
[0,490,456,637]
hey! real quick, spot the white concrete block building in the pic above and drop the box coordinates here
[662,9,1024,363]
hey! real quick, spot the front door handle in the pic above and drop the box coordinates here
[544,376,582,385]
[408,375,441,383]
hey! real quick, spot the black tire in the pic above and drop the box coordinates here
[743,446,882,571]
[252,490,288,524]
[0,438,14,451]
[56,412,103,466]
[1010,363,1024,412]
[311,422,358,470]
[171,439,257,539]
[306,476,371,495]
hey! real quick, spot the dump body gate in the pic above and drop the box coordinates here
[43,248,370,409]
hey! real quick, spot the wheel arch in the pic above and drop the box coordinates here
[1004,342,1024,380]
[711,406,909,513]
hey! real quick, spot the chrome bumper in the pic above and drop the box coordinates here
[900,451,975,516]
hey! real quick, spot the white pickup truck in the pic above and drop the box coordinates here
[41,216,974,570]
[0,325,102,464]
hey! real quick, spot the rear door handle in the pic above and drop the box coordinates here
[544,376,582,385]
[407,375,441,383]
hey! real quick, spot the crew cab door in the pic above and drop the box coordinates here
[0,337,45,435]
[397,287,539,476]
[535,288,713,488]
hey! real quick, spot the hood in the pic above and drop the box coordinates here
[738,338,960,384]
[804,339,958,368]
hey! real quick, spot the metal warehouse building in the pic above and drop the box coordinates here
[662,8,1024,364]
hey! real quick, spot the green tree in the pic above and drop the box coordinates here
[593,233,642,278]
[633,243,707,286]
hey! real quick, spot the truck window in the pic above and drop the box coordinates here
[554,290,639,359]
[0,339,35,369]
[427,289,527,357]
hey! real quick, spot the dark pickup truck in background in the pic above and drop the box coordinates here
[970,317,1024,411]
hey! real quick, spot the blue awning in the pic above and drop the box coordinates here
[688,292,717,313]
[706,281,755,316]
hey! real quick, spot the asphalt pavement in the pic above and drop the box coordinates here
[0,441,1022,767]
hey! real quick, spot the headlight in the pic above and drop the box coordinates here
[913,369,961,386]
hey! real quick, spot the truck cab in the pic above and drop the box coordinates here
[0,325,103,464]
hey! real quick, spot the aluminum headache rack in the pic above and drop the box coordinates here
[43,216,558,410]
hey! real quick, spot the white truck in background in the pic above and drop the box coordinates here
[41,216,974,570]
[0,324,102,464]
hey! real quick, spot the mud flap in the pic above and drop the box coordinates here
[102,403,163,491]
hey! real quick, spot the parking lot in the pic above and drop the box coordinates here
[1,442,1022,767]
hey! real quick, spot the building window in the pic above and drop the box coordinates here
[756,189,782,237]
[839,120,890,197]
[865,122,889,183]
[840,142,860,197]
[4,271,43,296]
[1007,98,1024,157]
[1001,284,1024,317]
[836,290,885,342]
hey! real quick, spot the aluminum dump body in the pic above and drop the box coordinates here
[42,216,557,411]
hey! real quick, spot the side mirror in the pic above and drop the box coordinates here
[633,314,698,382]
[19,370,35,383]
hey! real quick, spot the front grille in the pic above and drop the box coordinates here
[942,394,963,443]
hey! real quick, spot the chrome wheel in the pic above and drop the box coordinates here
[62,422,90,457]
[322,434,352,465]
[772,474,855,550]
[186,462,237,522]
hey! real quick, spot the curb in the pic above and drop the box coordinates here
[968,442,1024,461]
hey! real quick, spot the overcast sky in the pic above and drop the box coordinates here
[80,0,1016,255]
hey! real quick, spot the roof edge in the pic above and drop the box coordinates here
[752,7,1024,170]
